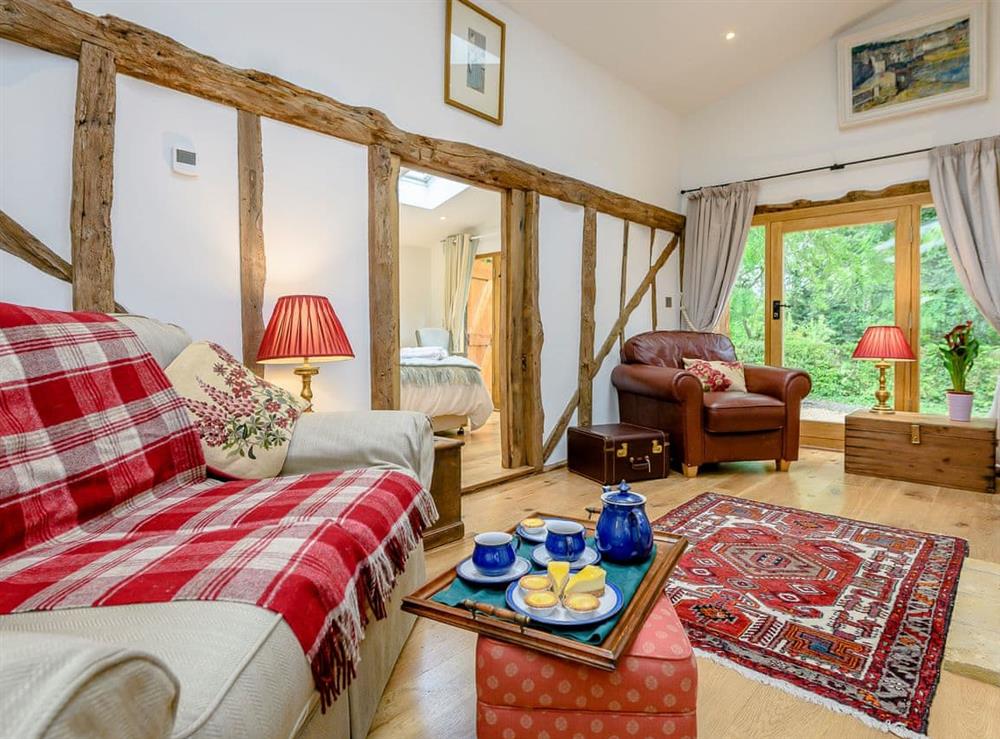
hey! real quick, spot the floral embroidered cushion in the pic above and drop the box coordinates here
[165,342,305,479]
[682,358,747,393]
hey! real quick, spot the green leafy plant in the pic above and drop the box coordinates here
[938,321,980,393]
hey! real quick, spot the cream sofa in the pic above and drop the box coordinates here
[0,315,435,739]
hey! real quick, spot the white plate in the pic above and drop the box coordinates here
[530,544,601,570]
[505,581,624,627]
[456,556,532,585]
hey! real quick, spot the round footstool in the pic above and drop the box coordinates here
[475,594,697,738]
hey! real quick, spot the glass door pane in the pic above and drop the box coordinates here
[781,218,896,424]
[918,206,1000,415]
[729,225,766,364]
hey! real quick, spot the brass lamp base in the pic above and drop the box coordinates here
[870,359,893,414]
[294,361,319,412]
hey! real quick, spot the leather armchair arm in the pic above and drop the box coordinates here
[743,365,811,402]
[611,364,703,405]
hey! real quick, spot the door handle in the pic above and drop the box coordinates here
[772,300,790,320]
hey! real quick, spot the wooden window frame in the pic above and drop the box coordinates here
[732,188,935,449]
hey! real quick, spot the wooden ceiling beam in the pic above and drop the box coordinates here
[0,0,685,234]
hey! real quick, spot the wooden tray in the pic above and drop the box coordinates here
[402,511,686,671]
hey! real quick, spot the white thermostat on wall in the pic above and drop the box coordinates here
[171,146,198,176]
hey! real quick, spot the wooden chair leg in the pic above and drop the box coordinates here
[681,464,699,478]
[776,459,792,472]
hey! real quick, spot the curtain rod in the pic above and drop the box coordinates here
[679,145,936,195]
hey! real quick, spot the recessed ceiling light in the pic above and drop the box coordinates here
[440,216,447,220]
[725,31,736,41]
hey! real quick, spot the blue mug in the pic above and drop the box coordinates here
[472,532,521,576]
[544,520,586,562]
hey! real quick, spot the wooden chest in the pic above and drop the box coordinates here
[567,423,668,485]
[844,410,997,494]
[424,437,465,550]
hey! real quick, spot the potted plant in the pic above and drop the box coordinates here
[939,320,980,422]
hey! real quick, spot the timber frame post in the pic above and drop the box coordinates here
[70,40,116,312]
[367,144,401,410]
[577,207,597,427]
[237,110,266,376]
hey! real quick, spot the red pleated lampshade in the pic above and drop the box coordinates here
[257,295,354,364]
[852,325,916,361]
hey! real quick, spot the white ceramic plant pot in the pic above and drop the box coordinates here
[946,391,974,422]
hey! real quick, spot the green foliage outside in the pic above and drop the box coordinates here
[727,209,999,417]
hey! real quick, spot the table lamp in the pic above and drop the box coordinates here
[851,325,915,414]
[256,295,354,411]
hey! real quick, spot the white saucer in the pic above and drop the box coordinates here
[456,556,532,585]
[530,544,601,570]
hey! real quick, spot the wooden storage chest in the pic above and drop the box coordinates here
[844,410,997,494]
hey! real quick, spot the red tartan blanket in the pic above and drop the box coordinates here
[0,303,436,706]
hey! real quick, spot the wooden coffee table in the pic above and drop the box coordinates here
[403,512,686,671]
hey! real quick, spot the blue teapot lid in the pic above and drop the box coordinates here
[600,480,645,506]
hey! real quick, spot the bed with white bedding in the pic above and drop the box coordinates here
[399,347,494,431]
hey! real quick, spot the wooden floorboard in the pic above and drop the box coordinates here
[439,411,532,493]
[370,448,1000,738]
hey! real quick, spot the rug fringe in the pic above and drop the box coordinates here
[692,647,927,739]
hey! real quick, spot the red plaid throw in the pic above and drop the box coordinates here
[0,303,436,706]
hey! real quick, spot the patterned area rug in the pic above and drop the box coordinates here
[653,493,967,738]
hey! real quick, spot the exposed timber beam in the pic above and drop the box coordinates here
[0,0,684,234]
[542,234,679,461]
[237,110,266,377]
[70,40,115,312]
[577,207,597,427]
[368,144,400,410]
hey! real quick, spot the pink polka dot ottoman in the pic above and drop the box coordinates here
[475,595,697,739]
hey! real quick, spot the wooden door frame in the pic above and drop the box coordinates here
[747,190,934,449]
[378,163,543,471]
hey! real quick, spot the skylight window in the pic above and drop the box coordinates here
[398,169,469,210]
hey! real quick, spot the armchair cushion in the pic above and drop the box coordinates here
[703,392,785,433]
[683,357,747,392]
[622,330,737,368]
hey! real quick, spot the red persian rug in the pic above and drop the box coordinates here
[653,493,967,738]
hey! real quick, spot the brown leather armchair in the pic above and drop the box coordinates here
[611,331,811,477]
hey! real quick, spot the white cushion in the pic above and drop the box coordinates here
[0,632,179,739]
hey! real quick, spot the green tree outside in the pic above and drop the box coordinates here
[727,209,999,417]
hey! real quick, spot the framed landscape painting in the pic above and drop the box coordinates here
[445,0,505,125]
[837,2,987,128]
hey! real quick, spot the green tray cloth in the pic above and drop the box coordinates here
[432,537,656,644]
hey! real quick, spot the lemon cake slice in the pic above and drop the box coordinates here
[563,565,606,598]
[547,560,570,596]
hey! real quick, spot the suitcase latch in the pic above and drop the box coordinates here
[651,440,663,454]
[616,442,629,458]
[910,424,921,445]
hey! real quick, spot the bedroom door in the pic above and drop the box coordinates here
[467,253,499,407]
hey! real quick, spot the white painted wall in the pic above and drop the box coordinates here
[399,244,444,348]
[680,0,1000,204]
[0,0,682,459]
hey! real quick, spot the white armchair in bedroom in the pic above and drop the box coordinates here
[415,327,451,351]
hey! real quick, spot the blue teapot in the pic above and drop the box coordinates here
[595,482,653,564]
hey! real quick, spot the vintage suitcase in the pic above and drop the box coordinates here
[845,410,997,494]
[567,423,668,484]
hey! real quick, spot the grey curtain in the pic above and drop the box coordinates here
[442,233,476,355]
[680,181,759,332]
[929,135,1000,454]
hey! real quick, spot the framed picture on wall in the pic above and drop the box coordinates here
[836,1,988,128]
[445,0,505,125]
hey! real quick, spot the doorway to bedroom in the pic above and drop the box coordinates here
[397,167,527,491]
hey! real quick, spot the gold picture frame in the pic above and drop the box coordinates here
[445,0,506,125]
